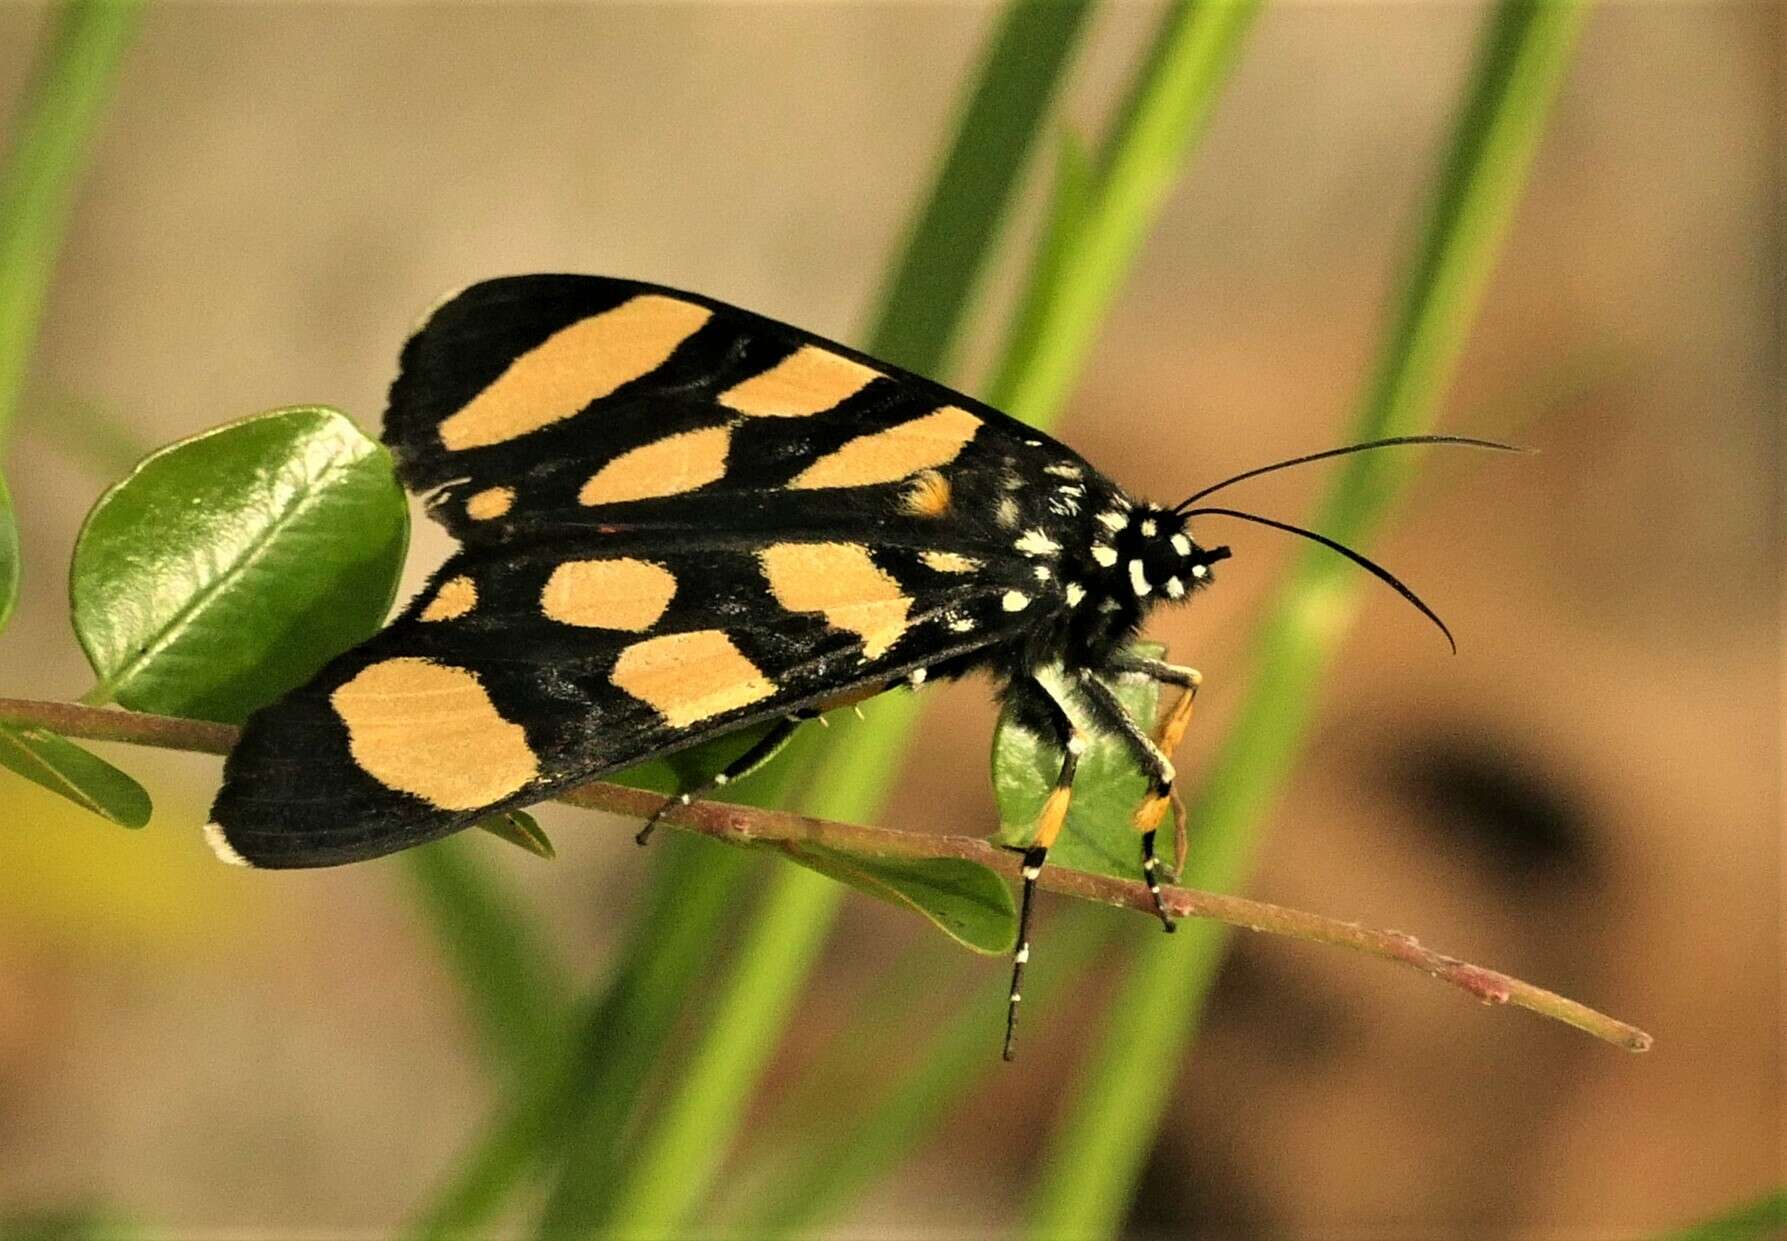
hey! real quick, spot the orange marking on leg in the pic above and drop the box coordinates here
[1035,784,1072,850]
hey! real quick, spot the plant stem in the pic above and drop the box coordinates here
[0,694,1650,1053]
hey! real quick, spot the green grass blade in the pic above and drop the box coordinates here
[560,5,1099,1232]
[0,468,18,630]
[405,836,751,1239]
[596,861,840,1238]
[714,2,1267,1227]
[398,837,568,1082]
[736,907,1109,1237]
[989,0,1262,422]
[0,0,140,445]
[1655,1188,1787,1241]
[868,0,1094,378]
[1022,4,1592,1236]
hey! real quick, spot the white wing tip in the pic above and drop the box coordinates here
[203,821,252,867]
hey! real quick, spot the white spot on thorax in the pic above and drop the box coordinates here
[1191,563,1209,579]
[1165,577,1185,599]
[1091,545,1117,568]
[1002,590,1031,612]
[1032,564,1051,581]
[909,667,927,687]
[1140,518,1157,536]
[1064,582,1086,607]
[1015,529,1059,556]
[1129,559,1151,597]
[1171,533,1191,556]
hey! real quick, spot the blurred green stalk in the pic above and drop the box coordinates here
[400,839,569,1083]
[0,0,140,446]
[722,2,1263,1233]
[1022,3,1592,1235]
[1656,1187,1787,1241]
[535,4,1094,1235]
[989,0,1261,419]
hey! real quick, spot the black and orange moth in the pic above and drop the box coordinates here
[206,275,1499,1056]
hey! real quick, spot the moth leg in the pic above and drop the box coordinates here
[1077,668,1199,932]
[1003,676,1083,1062]
[634,714,805,846]
[1109,657,1203,883]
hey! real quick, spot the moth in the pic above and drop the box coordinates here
[207,275,1497,1056]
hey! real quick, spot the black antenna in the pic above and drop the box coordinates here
[1181,505,1456,652]
[1175,435,1520,512]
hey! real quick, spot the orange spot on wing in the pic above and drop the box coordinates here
[331,659,537,809]
[438,295,711,450]
[718,345,881,417]
[610,630,776,727]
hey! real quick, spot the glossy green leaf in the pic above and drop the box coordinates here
[988,644,1180,881]
[0,469,18,632]
[474,810,555,861]
[70,406,409,723]
[772,841,1015,955]
[0,722,151,827]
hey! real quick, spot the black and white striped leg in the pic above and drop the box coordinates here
[1078,671,1181,932]
[1003,676,1081,1062]
[634,714,803,846]
[1109,656,1203,884]
[1139,828,1175,933]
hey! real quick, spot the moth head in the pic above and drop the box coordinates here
[1123,506,1229,602]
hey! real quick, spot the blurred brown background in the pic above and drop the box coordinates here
[0,2,1779,1236]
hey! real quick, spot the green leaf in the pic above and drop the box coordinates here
[772,842,1015,955]
[70,406,409,723]
[0,469,18,632]
[988,644,1179,882]
[0,722,150,827]
[473,810,555,861]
